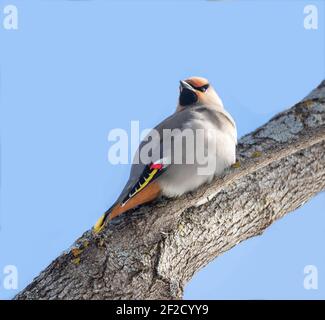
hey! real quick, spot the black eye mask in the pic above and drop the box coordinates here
[191,84,210,92]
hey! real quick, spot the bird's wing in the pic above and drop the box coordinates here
[116,109,196,204]
[119,160,167,207]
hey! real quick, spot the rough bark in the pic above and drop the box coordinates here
[15,81,325,300]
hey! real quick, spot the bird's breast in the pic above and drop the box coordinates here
[158,114,236,198]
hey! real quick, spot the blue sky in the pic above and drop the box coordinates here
[0,0,324,299]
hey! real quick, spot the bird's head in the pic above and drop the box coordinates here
[177,76,223,112]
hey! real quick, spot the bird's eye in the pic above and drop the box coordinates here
[198,84,209,92]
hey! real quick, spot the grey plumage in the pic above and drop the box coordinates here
[117,78,237,201]
[93,76,237,232]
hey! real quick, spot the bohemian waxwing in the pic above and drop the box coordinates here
[94,76,237,233]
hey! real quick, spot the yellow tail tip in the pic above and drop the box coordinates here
[93,214,106,234]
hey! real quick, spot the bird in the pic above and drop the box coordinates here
[93,76,237,233]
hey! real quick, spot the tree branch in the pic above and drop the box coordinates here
[16,80,325,300]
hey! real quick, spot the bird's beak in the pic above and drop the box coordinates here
[180,80,195,92]
[179,80,198,107]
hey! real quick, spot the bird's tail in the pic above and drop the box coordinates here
[93,181,161,233]
[93,202,120,234]
[93,211,109,234]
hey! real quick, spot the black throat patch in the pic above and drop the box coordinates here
[179,88,198,106]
